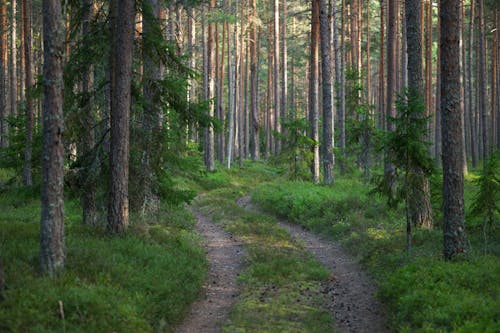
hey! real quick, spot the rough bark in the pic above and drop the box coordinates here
[0,1,9,147]
[10,0,17,119]
[250,0,259,160]
[378,0,385,129]
[468,0,477,167]
[310,0,320,183]
[205,0,216,170]
[23,0,34,186]
[406,0,433,230]
[477,0,488,159]
[320,0,334,185]
[273,0,281,155]
[440,0,467,260]
[40,0,65,275]
[385,0,397,194]
[107,0,135,234]
[281,0,288,133]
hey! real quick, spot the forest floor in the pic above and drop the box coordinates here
[237,195,388,333]
[176,191,388,332]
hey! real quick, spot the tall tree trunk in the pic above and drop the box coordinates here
[281,0,288,130]
[406,0,433,229]
[227,14,235,168]
[205,0,216,170]
[401,0,408,90]
[22,0,34,186]
[273,0,281,155]
[339,0,346,170]
[366,1,372,104]
[217,21,226,164]
[10,0,17,119]
[250,0,259,160]
[267,19,274,158]
[80,0,97,225]
[440,0,467,260]
[107,0,135,234]
[477,0,488,160]
[435,8,442,164]
[459,0,468,174]
[40,0,65,275]
[0,1,8,148]
[141,0,161,211]
[320,0,334,185]
[310,0,320,183]
[385,0,397,194]
[378,0,385,130]
[468,0,477,167]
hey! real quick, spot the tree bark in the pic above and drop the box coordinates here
[205,0,216,170]
[320,0,334,185]
[10,0,17,119]
[406,0,433,229]
[477,0,488,159]
[40,0,65,275]
[440,0,467,260]
[107,0,135,234]
[468,0,477,167]
[273,0,281,155]
[80,0,97,225]
[250,0,259,160]
[281,0,288,133]
[0,1,9,148]
[385,0,397,193]
[310,0,320,183]
[23,0,34,186]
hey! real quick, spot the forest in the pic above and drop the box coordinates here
[0,0,499,332]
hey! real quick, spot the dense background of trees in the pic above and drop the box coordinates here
[0,0,498,271]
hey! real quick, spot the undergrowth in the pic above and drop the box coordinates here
[252,173,500,332]
[0,178,207,333]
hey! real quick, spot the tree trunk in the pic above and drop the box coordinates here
[10,0,17,119]
[440,0,467,260]
[273,0,281,155]
[477,0,488,160]
[468,0,477,167]
[281,0,288,131]
[0,1,9,148]
[80,0,97,225]
[459,0,468,175]
[406,0,433,229]
[378,0,385,130]
[320,0,334,185]
[226,14,235,168]
[22,0,34,186]
[203,0,216,170]
[250,0,259,160]
[107,0,134,234]
[310,0,320,183]
[40,0,65,275]
[385,0,397,193]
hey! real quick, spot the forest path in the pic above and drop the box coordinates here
[237,195,389,333]
[175,202,244,333]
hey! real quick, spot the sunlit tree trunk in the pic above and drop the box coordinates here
[204,0,216,170]
[320,0,334,185]
[477,0,488,160]
[10,0,17,119]
[468,1,477,167]
[378,0,385,130]
[273,0,280,155]
[250,0,259,160]
[281,0,288,128]
[309,0,320,183]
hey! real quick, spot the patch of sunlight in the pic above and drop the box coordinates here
[367,227,390,240]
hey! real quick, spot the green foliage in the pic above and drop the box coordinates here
[470,150,500,247]
[373,90,433,208]
[0,191,207,332]
[253,172,500,332]
[273,117,316,181]
[379,257,500,332]
[0,115,42,187]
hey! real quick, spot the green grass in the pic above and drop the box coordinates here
[0,182,207,332]
[252,173,500,332]
[192,163,335,332]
